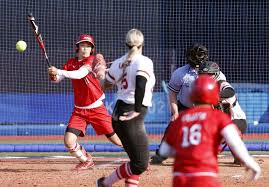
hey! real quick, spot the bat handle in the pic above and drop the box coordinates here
[44,53,51,67]
[46,59,51,67]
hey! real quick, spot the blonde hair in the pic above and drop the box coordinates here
[125,29,144,62]
[117,29,144,82]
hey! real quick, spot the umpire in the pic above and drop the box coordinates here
[151,43,227,164]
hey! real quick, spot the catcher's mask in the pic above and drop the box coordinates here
[186,43,208,68]
[198,61,220,80]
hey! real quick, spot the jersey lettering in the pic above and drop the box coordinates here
[119,72,128,90]
[121,78,128,89]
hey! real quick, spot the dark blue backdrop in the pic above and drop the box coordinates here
[0,1,268,134]
[0,1,268,94]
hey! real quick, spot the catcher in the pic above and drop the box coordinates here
[48,34,122,171]
[198,61,247,164]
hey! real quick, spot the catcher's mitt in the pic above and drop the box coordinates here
[93,54,107,80]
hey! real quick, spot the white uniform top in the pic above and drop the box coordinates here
[106,53,156,107]
[219,81,246,120]
[168,64,226,108]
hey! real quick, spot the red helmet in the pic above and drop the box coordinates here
[76,34,95,47]
[190,75,220,105]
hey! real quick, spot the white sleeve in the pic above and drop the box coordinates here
[221,125,261,180]
[217,71,226,81]
[52,75,65,83]
[136,59,153,80]
[159,141,176,158]
[106,61,117,84]
[57,66,90,79]
[219,81,233,91]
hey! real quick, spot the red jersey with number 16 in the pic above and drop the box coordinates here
[165,106,234,174]
[63,56,103,107]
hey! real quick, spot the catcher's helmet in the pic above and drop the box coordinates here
[186,43,208,68]
[198,61,220,79]
[190,75,220,105]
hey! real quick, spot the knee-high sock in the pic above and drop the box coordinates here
[125,175,140,187]
[67,143,91,162]
[103,162,133,186]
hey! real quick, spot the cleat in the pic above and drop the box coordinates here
[74,158,94,171]
[150,155,166,165]
[96,177,106,187]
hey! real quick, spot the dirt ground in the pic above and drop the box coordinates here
[0,155,268,187]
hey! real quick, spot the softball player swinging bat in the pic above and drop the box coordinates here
[47,34,122,171]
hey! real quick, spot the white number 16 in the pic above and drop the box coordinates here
[181,124,202,148]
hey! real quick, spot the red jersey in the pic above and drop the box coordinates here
[165,106,233,174]
[63,56,103,106]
